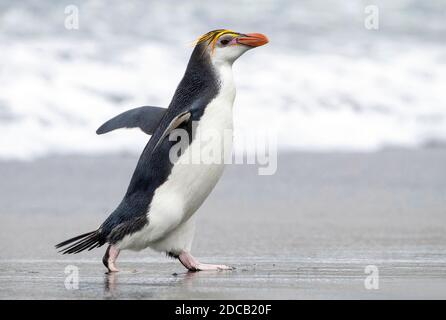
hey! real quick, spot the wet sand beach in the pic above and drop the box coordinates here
[1,150,446,299]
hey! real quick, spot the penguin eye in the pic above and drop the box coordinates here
[219,37,232,46]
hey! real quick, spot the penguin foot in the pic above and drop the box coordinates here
[103,245,120,273]
[178,251,233,272]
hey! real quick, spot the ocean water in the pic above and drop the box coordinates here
[0,0,445,159]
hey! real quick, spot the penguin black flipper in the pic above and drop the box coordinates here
[96,106,167,135]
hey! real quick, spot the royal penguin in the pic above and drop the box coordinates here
[56,29,269,272]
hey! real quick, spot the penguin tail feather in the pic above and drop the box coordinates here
[55,230,104,254]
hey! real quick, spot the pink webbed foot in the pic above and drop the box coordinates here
[102,245,120,273]
[178,251,233,272]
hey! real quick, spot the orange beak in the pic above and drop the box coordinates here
[236,33,269,47]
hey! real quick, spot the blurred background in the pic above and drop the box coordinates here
[1,0,446,299]
[0,0,445,159]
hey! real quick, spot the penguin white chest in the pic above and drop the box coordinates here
[129,66,236,250]
[173,88,234,217]
[173,83,234,203]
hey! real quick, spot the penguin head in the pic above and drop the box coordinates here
[196,29,269,65]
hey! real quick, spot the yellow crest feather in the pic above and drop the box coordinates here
[194,29,240,52]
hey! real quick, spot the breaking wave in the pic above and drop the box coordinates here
[1,0,445,159]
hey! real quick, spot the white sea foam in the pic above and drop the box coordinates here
[1,0,445,160]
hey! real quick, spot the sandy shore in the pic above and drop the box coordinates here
[1,150,446,299]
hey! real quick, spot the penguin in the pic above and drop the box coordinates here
[56,29,269,272]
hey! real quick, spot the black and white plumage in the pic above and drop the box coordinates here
[56,30,268,272]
